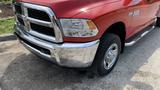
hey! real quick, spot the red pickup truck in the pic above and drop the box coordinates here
[13,0,160,76]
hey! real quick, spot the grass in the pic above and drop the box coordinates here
[0,0,12,4]
[0,18,15,35]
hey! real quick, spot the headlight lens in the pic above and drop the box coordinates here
[60,19,98,37]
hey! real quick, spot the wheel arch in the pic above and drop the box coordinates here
[101,22,126,53]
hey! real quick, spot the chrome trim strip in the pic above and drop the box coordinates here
[27,17,53,27]
[29,30,56,41]
[22,3,55,18]
[16,14,53,27]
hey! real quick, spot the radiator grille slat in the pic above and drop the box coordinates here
[27,17,53,27]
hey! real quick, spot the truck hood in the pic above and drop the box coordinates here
[19,0,119,19]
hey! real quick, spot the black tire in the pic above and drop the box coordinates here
[156,17,160,27]
[92,33,121,76]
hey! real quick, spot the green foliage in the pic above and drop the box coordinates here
[0,0,12,4]
[0,18,15,35]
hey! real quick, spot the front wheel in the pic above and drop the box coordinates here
[92,33,121,76]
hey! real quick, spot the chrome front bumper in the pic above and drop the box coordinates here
[14,26,100,68]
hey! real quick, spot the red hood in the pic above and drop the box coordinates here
[18,0,119,19]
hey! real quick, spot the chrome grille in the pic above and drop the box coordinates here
[13,2,63,43]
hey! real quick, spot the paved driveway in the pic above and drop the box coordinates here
[0,28,160,90]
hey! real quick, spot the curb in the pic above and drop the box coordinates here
[0,34,16,42]
[0,17,14,21]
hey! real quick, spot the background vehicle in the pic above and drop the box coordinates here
[13,0,160,76]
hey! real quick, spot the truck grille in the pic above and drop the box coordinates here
[13,2,63,43]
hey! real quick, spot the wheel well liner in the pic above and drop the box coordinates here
[102,22,126,52]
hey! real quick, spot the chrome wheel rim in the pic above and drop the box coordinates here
[103,43,118,70]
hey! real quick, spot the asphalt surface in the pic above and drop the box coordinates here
[0,28,160,90]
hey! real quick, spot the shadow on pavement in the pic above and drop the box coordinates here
[0,35,16,42]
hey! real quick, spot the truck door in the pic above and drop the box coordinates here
[130,0,158,34]
[142,0,159,24]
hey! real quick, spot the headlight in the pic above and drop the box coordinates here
[60,19,98,37]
